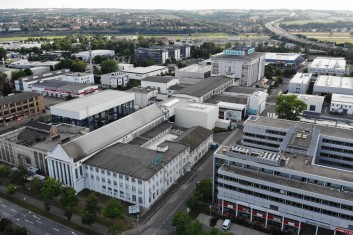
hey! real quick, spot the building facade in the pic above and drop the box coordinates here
[265,53,304,68]
[314,76,353,96]
[175,64,211,79]
[0,93,45,127]
[141,76,179,94]
[211,47,266,87]
[134,47,168,64]
[288,73,312,94]
[101,72,129,88]
[123,66,169,80]
[330,94,353,115]
[309,57,346,76]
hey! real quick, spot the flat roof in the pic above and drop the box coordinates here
[174,126,213,152]
[176,64,211,73]
[289,73,312,84]
[50,90,134,119]
[315,75,353,89]
[33,80,96,91]
[225,86,266,95]
[332,93,353,104]
[290,94,325,103]
[309,57,346,70]
[177,102,219,113]
[217,101,247,110]
[211,52,265,61]
[127,87,157,94]
[245,116,353,139]
[124,66,167,74]
[142,76,177,83]
[265,53,302,61]
[19,69,69,82]
[176,76,233,98]
[0,92,41,106]
[84,141,188,181]
[205,94,248,105]
[72,50,115,56]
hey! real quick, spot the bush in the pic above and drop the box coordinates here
[7,184,17,195]
[209,217,218,227]
[0,165,12,178]
[0,218,12,231]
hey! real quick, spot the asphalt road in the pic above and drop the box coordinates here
[138,129,243,235]
[0,197,82,235]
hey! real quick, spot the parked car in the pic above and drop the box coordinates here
[222,219,231,230]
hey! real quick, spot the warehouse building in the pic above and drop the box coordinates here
[51,90,135,131]
[173,76,234,103]
[309,57,347,76]
[123,66,169,80]
[0,121,87,174]
[72,50,115,62]
[313,75,353,95]
[210,47,266,86]
[0,92,45,127]
[141,76,179,101]
[265,53,304,68]
[288,73,313,94]
[330,93,353,115]
[290,94,324,113]
[175,64,211,79]
[127,87,157,109]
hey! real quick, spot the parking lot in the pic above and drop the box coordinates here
[215,219,268,235]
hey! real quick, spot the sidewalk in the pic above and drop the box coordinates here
[0,185,109,235]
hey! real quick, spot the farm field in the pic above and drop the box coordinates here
[290,32,353,43]
[0,35,65,41]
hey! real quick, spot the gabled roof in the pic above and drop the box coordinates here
[174,126,213,152]
[61,104,165,162]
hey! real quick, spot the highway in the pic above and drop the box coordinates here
[0,197,82,235]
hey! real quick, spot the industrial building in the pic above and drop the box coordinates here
[51,90,135,131]
[47,103,213,208]
[30,80,99,99]
[330,93,353,115]
[127,87,157,109]
[15,70,94,92]
[175,64,212,79]
[288,73,313,94]
[134,47,168,64]
[100,72,129,88]
[289,94,324,113]
[0,93,45,127]
[213,115,353,234]
[173,76,234,103]
[118,64,134,71]
[72,50,115,62]
[175,102,219,129]
[313,75,353,95]
[141,76,179,100]
[0,121,87,174]
[308,57,347,76]
[123,66,169,80]
[210,47,266,86]
[265,53,304,68]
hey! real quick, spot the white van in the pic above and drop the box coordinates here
[222,219,231,230]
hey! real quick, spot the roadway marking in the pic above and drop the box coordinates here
[36,220,42,224]
[71,232,77,235]
[25,219,33,224]
[33,215,41,220]
[10,209,16,212]
[53,228,60,232]
[152,230,159,235]
[170,200,184,217]
[1,204,7,208]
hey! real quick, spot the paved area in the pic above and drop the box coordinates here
[0,185,108,235]
[215,219,269,235]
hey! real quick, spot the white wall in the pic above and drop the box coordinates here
[141,78,179,94]
[288,81,309,94]
[175,105,219,129]
[101,72,129,88]
[249,92,267,115]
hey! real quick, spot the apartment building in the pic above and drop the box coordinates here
[0,93,45,127]
[134,47,168,64]
[100,72,129,88]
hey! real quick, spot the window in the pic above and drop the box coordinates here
[309,105,316,111]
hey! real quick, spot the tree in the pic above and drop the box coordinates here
[197,178,212,203]
[81,211,96,226]
[24,68,33,76]
[0,72,11,97]
[8,165,28,186]
[93,55,108,64]
[324,93,332,103]
[303,68,308,73]
[103,198,124,222]
[60,187,79,222]
[108,224,123,235]
[27,176,44,193]
[0,165,11,178]
[276,94,307,121]
[70,61,86,72]
[0,218,12,231]
[0,48,6,60]
[11,70,27,81]
[82,192,100,225]
[41,177,62,212]
[172,211,192,235]
[274,68,282,77]
[93,65,102,75]
[186,194,200,210]
[101,59,118,74]
[7,184,17,195]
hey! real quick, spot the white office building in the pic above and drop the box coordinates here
[330,93,353,115]
[313,75,353,95]
[289,94,324,113]
[288,73,312,94]
[309,57,347,76]
[210,47,266,86]
[72,50,115,62]
[123,66,169,80]
[127,87,158,109]
[101,72,129,88]
[118,64,134,71]
[141,76,179,94]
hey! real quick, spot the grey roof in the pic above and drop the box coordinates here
[140,122,174,139]
[168,84,188,91]
[142,76,176,83]
[84,141,188,181]
[211,52,265,61]
[127,87,157,94]
[245,116,353,139]
[176,76,233,98]
[18,128,48,146]
[0,92,41,106]
[174,126,213,152]
[61,104,165,161]
[33,80,94,91]
[19,69,69,82]
[205,94,248,105]
[27,120,52,132]
[225,86,266,95]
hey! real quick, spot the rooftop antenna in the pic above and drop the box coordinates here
[87,39,93,74]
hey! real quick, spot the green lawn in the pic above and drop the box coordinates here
[0,35,65,41]
[290,32,353,43]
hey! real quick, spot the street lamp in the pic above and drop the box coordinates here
[209,205,212,216]
[15,186,25,201]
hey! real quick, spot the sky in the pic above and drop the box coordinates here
[0,0,350,11]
